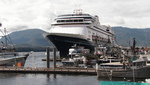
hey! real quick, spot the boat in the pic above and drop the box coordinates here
[0,23,29,66]
[61,45,90,67]
[43,9,116,57]
[96,38,150,79]
[0,48,29,66]
[61,58,79,67]
[97,55,150,79]
[96,45,122,63]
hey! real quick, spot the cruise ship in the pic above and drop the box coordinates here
[44,9,116,57]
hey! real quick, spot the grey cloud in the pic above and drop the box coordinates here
[1,0,150,31]
[9,25,29,32]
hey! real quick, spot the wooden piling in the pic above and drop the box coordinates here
[46,47,50,68]
[53,47,56,68]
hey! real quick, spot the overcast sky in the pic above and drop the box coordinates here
[0,0,150,33]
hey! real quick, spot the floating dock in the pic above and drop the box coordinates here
[0,66,96,75]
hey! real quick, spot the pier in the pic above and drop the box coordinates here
[0,47,97,75]
[0,66,97,75]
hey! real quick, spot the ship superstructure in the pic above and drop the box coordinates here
[44,10,116,57]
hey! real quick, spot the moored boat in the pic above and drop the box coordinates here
[61,45,90,67]
[97,38,150,79]
[0,23,29,66]
[0,50,29,66]
[97,61,150,78]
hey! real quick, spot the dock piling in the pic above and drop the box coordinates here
[53,47,56,68]
[46,47,50,68]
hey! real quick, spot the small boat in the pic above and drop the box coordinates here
[61,58,79,67]
[0,24,29,66]
[61,45,89,67]
[0,48,29,66]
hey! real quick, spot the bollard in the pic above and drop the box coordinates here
[46,47,50,68]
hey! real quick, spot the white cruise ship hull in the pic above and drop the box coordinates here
[44,33,95,57]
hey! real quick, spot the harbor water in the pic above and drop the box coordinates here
[0,52,150,85]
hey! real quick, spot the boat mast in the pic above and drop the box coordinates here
[132,38,136,55]
[0,23,13,48]
[4,28,7,47]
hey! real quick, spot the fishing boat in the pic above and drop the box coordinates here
[97,57,150,78]
[0,23,29,66]
[96,38,150,79]
[0,47,29,66]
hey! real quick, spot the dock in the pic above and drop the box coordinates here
[0,47,96,75]
[0,66,97,75]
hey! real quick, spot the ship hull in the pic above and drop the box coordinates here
[0,55,28,66]
[97,65,150,78]
[44,33,95,57]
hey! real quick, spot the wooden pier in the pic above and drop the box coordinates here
[0,48,96,75]
[0,66,97,75]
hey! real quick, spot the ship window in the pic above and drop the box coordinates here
[57,20,61,22]
[57,19,84,22]
[79,20,83,22]
[66,20,72,22]
[57,20,66,22]
[74,20,78,22]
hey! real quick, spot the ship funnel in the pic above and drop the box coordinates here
[0,23,2,27]
[73,9,82,14]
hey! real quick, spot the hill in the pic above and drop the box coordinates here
[0,27,150,50]
[0,29,51,47]
[112,27,150,47]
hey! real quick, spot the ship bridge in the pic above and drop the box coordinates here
[51,14,96,26]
